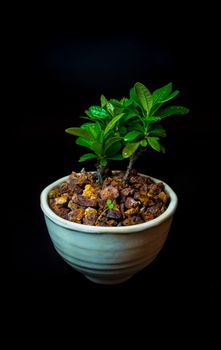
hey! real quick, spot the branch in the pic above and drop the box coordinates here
[96,163,106,184]
[123,147,147,182]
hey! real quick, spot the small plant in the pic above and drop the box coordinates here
[41,81,188,283]
[66,82,189,183]
[106,199,114,210]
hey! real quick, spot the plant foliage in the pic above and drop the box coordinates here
[66,82,189,181]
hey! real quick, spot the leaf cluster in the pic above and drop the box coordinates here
[66,82,189,169]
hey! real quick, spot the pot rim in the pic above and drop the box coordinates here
[40,172,178,234]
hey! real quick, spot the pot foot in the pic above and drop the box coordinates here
[85,275,133,285]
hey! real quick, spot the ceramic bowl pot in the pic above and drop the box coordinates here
[40,173,178,284]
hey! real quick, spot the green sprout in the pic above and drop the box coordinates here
[106,199,114,210]
[65,81,189,183]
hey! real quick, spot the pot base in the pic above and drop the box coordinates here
[85,274,133,285]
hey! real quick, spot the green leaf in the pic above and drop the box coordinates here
[106,141,121,156]
[149,125,166,137]
[76,137,93,149]
[79,153,97,162]
[81,122,101,139]
[120,97,133,107]
[106,102,115,116]
[110,99,123,107]
[100,95,107,107]
[121,110,139,123]
[65,127,91,138]
[134,82,153,114]
[104,137,122,153]
[91,141,103,155]
[128,121,144,132]
[140,139,147,147]
[143,116,162,123]
[108,154,124,160]
[147,137,161,152]
[106,199,114,209]
[157,106,190,118]
[89,106,109,119]
[117,126,127,136]
[124,130,142,142]
[104,113,124,136]
[149,103,163,116]
[84,109,102,121]
[130,87,142,108]
[100,159,108,166]
[152,82,172,104]
[122,142,140,158]
[152,83,179,104]
[160,90,179,102]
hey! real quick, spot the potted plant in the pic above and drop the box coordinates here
[40,82,189,284]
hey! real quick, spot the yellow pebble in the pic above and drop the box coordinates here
[85,207,97,217]
[83,184,95,197]
[55,194,68,205]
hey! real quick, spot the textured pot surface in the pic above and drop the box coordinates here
[40,173,178,284]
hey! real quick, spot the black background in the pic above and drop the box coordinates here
[14,5,220,317]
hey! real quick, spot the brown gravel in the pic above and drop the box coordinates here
[48,169,170,227]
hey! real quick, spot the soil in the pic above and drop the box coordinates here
[48,169,170,227]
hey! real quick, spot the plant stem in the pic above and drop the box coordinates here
[123,148,147,182]
[95,207,108,225]
[123,153,135,182]
[96,163,105,184]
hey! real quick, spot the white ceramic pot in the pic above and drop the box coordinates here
[40,173,178,284]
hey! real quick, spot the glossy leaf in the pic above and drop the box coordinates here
[89,106,109,118]
[152,82,172,104]
[104,137,122,153]
[149,125,166,137]
[76,137,92,149]
[81,122,101,139]
[84,111,106,125]
[156,106,190,118]
[120,97,133,107]
[128,121,144,132]
[122,142,140,158]
[100,95,107,107]
[108,154,124,160]
[65,127,91,138]
[149,103,163,116]
[100,159,108,166]
[108,104,123,116]
[147,137,161,152]
[121,110,139,123]
[84,109,98,120]
[91,141,103,155]
[106,102,115,116]
[160,90,179,102]
[140,139,147,147]
[130,87,142,108]
[106,141,121,156]
[104,113,124,136]
[109,99,123,107]
[79,153,97,162]
[143,116,162,123]
[80,122,96,129]
[134,82,153,114]
[124,130,142,142]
